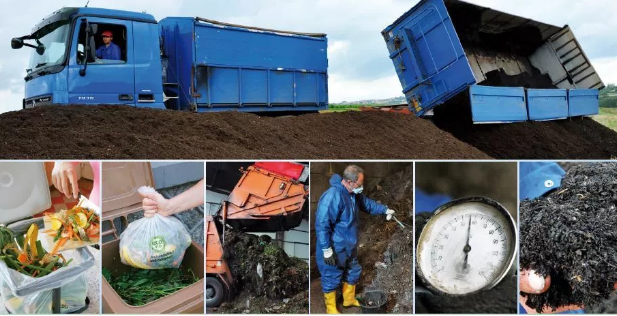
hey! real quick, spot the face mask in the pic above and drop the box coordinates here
[352,185,363,194]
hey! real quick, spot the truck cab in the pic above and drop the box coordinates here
[12,7,165,109]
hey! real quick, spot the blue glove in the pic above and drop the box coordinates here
[519,162,565,200]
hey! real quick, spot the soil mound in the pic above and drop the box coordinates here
[0,105,488,159]
[2,105,615,159]
[433,103,617,159]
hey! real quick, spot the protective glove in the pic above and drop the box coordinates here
[385,209,396,221]
[323,247,336,266]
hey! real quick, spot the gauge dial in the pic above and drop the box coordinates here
[417,197,517,295]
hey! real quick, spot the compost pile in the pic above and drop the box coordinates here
[433,98,617,159]
[414,212,518,314]
[219,229,308,313]
[520,162,617,312]
[361,164,414,313]
[2,105,616,159]
[102,267,198,306]
[0,105,486,159]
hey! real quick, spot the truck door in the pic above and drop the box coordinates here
[67,17,135,104]
[382,0,476,116]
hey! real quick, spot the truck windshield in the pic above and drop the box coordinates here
[27,20,70,72]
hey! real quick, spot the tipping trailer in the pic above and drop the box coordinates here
[383,0,604,123]
[206,162,309,307]
[12,7,328,113]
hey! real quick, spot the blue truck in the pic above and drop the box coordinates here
[11,7,328,113]
[383,0,605,123]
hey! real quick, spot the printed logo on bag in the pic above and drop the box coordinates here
[150,236,167,253]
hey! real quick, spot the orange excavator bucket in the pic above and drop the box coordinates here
[217,162,309,232]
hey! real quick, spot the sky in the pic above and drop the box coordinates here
[0,0,616,114]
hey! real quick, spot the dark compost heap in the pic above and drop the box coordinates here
[0,105,487,159]
[3,105,617,160]
[520,162,617,312]
[218,230,308,313]
[415,212,518,314]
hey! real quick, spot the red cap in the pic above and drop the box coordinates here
[101,31,113,37]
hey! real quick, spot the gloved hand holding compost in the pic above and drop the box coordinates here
[119,186,192,269]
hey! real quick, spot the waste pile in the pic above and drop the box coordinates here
[218,230,308,313]
[0,225,71,278]
[0,224,92,314]
[520,162,617,312]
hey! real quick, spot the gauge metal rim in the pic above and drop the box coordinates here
[416,196,518,296]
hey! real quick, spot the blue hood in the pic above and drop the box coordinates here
[329,174,348,192]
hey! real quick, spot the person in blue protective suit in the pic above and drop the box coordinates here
[518,162,584,314]
[315,165,396,314]
[96,30,121,60]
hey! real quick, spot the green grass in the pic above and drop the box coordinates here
[321,103,385,113]
[594,107,617,132]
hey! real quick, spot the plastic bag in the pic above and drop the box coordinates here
[119,187,192,269]
[2,273,88,314]
[0,247,95,297]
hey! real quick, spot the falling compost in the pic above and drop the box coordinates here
[520,162,617,312]
[216,229,309,313]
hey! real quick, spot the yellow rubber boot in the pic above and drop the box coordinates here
[342,282,361,307]
[324,291,341,314]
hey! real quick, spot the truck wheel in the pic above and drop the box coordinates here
[206,277,225,307]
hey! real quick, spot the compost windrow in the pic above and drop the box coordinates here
[520,162,617,312]
[0,105,487,159]
[1,105,616,159]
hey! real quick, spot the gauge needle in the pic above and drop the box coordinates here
[463,215,472,269]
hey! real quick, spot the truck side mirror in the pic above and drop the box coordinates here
[11,38,23,49]
[35,44,45,56]
[87,34,97,61]
[80,19,91,76]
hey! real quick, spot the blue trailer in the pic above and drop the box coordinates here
[383,0,604,123]
[12,8,328,113]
